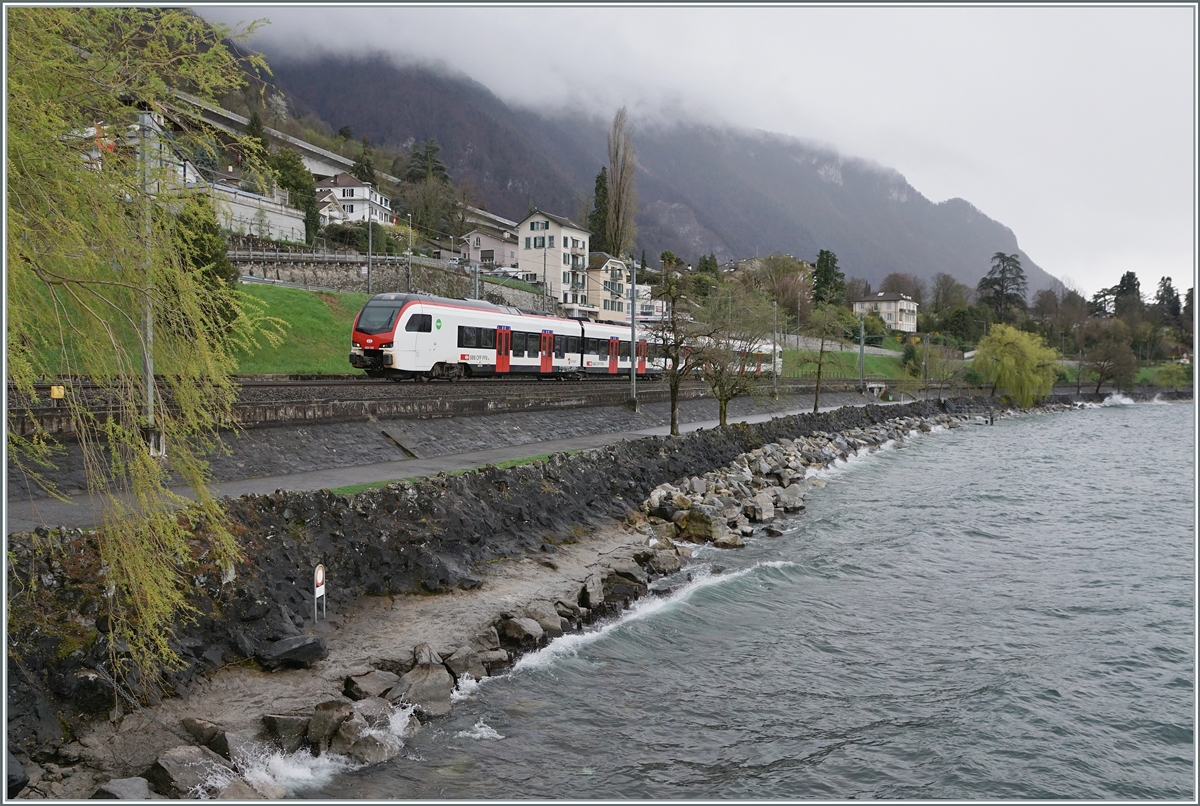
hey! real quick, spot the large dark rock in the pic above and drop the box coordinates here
[344,669,400,701]
[6,750,28,798]
[262,713,311,754]
[307,700,353,755]
[90,776,151,799]
[144,745,234,798]
[256,635,327,670]
[387,654,454,718]
[443,647,487,682]
[496,616,544,648]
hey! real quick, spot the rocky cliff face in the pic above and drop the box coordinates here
[266,54,1060,290]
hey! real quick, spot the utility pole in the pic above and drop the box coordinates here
[858,314,866,393]
[406,212,413,293]
[139,112,164,458]
[367,189,373,295]
[922,333,930,400]
[542,240,548,312]
[630,253,638,410]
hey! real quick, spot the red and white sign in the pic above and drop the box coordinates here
[314,564,326,598]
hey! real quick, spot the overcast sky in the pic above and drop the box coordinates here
[199,4,1196,299]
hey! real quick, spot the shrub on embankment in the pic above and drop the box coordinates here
[4,393,1178,762]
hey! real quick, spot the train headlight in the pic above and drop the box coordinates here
[381,342,393,349]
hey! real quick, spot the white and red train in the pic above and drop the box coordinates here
[349,293,667,380]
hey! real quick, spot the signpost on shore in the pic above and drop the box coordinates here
[314,564,326,622]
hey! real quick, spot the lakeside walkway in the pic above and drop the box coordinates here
[5,402,876,535]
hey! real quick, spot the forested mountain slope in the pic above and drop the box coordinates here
[268,53,1059,290]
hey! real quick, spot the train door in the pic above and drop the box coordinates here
[496,326,511,373]
[540,331,554,373]
[608,337,619,374]
[637,340,647,375]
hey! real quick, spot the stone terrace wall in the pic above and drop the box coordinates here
[236,258,551,311]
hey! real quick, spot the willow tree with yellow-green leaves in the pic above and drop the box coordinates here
[971,324,1059,406]
[7,8,284,680]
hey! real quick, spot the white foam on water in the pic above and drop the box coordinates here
[387,701,419,736]
[230,745,361,798]
[193,761,240,799]
[455,718,504,740]
[1102,392,1136,406]
[450,672,484,702]
[510,561,797,673]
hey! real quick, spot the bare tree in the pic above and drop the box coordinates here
[931,272,970,314]
[606,107,637,260]
[801,303,851,413]
[739,252,810,329]
[926,344,963,400]
[697,286,776,426]
[646,254,713,435]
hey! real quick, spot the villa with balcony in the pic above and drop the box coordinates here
[851,291,919,333]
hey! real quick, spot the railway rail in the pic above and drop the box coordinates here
[11,375,894,406]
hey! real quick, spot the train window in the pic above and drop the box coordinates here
[567,336,579,354]
[404,313,432,333]
[481,328,495,349]
[599,340,610,358]
[458,326,478,348]
[585,338,598,355]
[511,332,525,357]
[554,335,566,358]
[619,341,630,360]
[359,302,404,334]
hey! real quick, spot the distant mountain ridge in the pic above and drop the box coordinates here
[266,52,1060,292]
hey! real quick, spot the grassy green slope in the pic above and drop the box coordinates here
[235,284,369,374]
[782,349,907,380]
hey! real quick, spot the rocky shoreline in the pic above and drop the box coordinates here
[5,394,1177,798]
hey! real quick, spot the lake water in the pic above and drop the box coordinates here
[304,398,1194,800]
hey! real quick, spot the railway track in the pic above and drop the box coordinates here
[11,375,890,414]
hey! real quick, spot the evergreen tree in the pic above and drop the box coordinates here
[271,147,320,244]
[404,139,449,184]
[350,136,376,186]
[1154,276,1181,327]
[1113,270,1143,320]
[977,252,1028,322]
[813,249,845,305]
[337,125,353,140]
[245,110,270,156]
[589,166,609,254]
